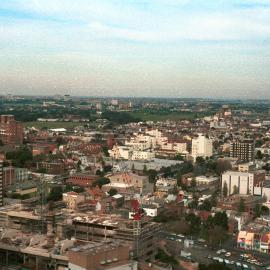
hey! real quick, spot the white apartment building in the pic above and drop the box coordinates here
[109,145,130,160]
[221,170,265,195]
[191,134,213,159]
[161,142,187,153]
[109,145,154,161]
[125,134,157,150]
[195,175,218,185]
[131,150,155,161]
[145,129,168,146]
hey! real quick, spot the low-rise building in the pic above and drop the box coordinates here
[237,230,270,254]
[67,173,99,188]
[221,170,265,195]
[108,172,154,195]
[68,240,134,270]
[63,191,85,210]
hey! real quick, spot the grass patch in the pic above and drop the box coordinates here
[128,111,201,121]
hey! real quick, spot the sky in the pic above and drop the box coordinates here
[0,0,269,99]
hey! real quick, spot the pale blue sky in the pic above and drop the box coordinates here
[0,0,269,98]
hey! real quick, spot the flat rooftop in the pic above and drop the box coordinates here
[70,240,128,255]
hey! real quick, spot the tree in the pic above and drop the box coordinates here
[254,203,261,218]
[210,192,218,207]
[222,182,228,197]
[256,150,263,160]
[95,169,104,177]
[47,186,63,202]
[64,184,84,193]
[55,136,66,145]
[103,165,112,173]
[153,211,179,223]
[102,146,109,157]
[174,154,184,161]
[165,220,189,235]
[238,197,245,213]
[37,168,47,174]
[160,166,173,178]
[175,162,193,181]
[155,249,178,266]
[6,146,33,167]
[232,185,238,195]
[216,160,232,175]
[146,169,158,183]
[196,156,205,164]
[212,212,228,230]
[198,199,212,211]
[190,177,197,189]
[185,213,201,235]
[77,160,82,172]
[193,165,206,176]
[143,164,147,173]
[92,177,110,188]
[189,195,199,209]
[261,205,269,215]
[206,225,227,248]
[108,188,118,196]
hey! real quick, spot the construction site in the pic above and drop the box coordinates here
[0,192,161,270]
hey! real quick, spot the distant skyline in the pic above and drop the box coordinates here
[0,0,269,98]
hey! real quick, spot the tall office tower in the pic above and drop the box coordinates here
[0,158,3,206]
[191,134,213,159]
[0,115,23,145]
[230,139,255,162]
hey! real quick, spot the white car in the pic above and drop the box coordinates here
[225,252,231,257]
[218,258,224,263]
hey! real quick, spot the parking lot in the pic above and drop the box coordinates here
[159,231,270,270]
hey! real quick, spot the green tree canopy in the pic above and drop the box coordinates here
[47,186,63,202]
[92,177,110,188]
[222,182,228,197]
[108,188,118,196]
[238,197,245,213]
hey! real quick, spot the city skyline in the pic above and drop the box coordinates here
[0,0,270,98]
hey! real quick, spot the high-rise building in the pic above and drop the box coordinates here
[0,115,23,145]
[191,134,213,159]
[0,158,3,206]
[230,139,255,162]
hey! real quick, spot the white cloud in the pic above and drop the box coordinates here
[0,0,270,97]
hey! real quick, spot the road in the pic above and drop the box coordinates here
[159,231,270,270]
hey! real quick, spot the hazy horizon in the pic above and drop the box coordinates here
[1,1,270,98]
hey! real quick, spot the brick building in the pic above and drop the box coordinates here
[0,158,3,206]
[0,115,23,145]
[67,173,99,187]
[36,161,65,175]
